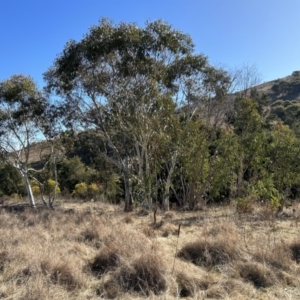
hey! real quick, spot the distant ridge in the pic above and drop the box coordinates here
[253,70,300,102]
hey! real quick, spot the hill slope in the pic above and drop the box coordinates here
[254,70,300,102]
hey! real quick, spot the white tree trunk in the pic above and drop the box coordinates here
[20,171,36,208]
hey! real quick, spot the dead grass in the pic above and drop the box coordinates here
[41,259,81,290]
[237,261,276,288]
[177,222,241,268]
[116,253,167,295]
[89,246,119,277]
[0,201,300,299]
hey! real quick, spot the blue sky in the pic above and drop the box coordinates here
[1,0,299,88]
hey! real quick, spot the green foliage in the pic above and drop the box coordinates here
[45,18,230,210]
[271,100,300,127]
[105,174,123,203]
[58,156,90,192]
[4,19,300,212]
[44,179,61,195]
[271,79,300,102]
[0,163,25,196]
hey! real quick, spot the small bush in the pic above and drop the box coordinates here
[73,182,88,198]
[116,254,166,295]
[88,183,100,197]
[238,262,275,288]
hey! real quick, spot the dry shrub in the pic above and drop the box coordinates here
[237,262,276,288]
[41,259,80,290]
[116,254,167,295]
[178,236,240,268]
[289,241,300,263]
[89,246,119,277]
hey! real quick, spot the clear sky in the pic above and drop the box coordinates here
[1,0,299,88]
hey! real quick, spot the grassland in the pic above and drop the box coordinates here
[1,200,300,299]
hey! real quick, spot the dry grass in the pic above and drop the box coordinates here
[177,222,241,268]
[1,201,300,299]
[237,262,276,288]
[116,253,167,295]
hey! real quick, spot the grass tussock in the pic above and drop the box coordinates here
[237,262,276,288]
[289,241,300,263]
[253,242,292,271]
[41,259,81,290]
[175,272,210,297]
[116,254,167,296]
[89,246,119,277]
[177,233,240,268]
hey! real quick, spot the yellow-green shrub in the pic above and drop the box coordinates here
[44,179,61,195]
[30,180,40,196]
[73,182,88,198]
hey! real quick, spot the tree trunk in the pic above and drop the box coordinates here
[123,155,132,211]
[236,158,244,198]
[162,152,177,211]
[163,180,171,211]
[123,172,132,212]
[21,172,36,208]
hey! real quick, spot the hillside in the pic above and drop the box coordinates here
[254,70,300,102]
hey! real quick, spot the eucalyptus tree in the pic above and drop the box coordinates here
[44,18,230,211]
[0,75,47,207]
